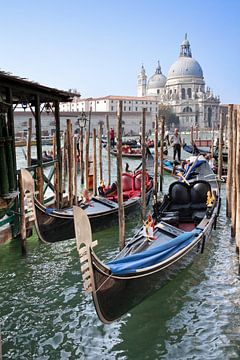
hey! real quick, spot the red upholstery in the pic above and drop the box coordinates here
[122,173,134,191]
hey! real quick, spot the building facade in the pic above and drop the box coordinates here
[58,35,220,133]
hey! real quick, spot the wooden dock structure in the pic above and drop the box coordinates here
[0,70,79,245]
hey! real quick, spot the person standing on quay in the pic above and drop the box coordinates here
[110,128,115,148]
[170,128,182,161]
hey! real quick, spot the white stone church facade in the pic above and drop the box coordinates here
[59,35,220,133]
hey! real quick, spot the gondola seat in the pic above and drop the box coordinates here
[168,182,191,212]
[190,180,211,210]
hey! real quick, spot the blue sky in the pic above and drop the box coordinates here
[1,0,239,103]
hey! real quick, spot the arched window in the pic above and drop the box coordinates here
[181,88,186,99]
[183,106,192,113]
[187,88,192,99]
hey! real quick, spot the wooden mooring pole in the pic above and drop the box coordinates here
[53,135,60,208]
[73,136,78,205]
[159,116,165,192]
[93,128,97,196]
[153,115,159,194]
[231,109,237,238]
[19,172,27,254]
[117,101,125,250]
[141,108,147,221]
[67,119,73,206]
[226,104,233,217]
[85,129,89,191]
[27,117,32,167]
[99,122,103,184]
[106,115,111,186]
[79,127,84,185]
[235,106,240,253]
[217,111,224,184]
[62,130,68,193]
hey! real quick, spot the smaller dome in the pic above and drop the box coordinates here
[148,73,166,89]
[147,61,166,89]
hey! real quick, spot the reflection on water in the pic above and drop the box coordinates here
[1,154,240,359]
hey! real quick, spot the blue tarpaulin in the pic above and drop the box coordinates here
[184,160,206,179]
[108,228,202,275]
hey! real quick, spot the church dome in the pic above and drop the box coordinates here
[147,61,166,89]
[167,57,203,79]
[167,34,204,80]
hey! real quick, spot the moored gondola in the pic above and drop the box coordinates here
[74,158,220,323]
[34,170,153,243]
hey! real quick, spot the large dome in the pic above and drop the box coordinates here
[167,57,203,79]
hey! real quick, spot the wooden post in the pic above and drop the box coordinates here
[54,100,62,207]
[195,125,199,140]
[79,127,84,185]
[67,119,73,206]
[27,118,32,167]
[88,107,92,137]
[236,106,240,252]
[6,87,17,187]
[141,108,147,221]
[34,95,44,201]
[117,101,125,250]
[62,130,68,193]
[19,173,27,254]
[99,122,103,184]
[231,109,237,237]
[53,134,60,208]
[217,111,224,181]
[226,104,233,217]
[106,115,111,186]
[93,128,97,195]
[34,94,42,164]
[73,136,78,205]
[190,125,193,145]
[159,116,165,192]
[35,167,44,203]
[153,115,159,194]
[85,129,89,190]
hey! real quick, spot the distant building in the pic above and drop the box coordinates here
[60,34,221,132]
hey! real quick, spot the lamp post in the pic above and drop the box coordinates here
[77,111,88,185]
[77,111,88,129]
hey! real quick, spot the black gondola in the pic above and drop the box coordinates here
[34,170,153,243]
[74,158,220,324]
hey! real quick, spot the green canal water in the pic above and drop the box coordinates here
[1,141,240,359]
[1,185,240,359]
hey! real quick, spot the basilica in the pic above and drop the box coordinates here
[137,34,220,128]
[57,35,221,133]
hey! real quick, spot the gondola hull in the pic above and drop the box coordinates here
[35,188,152,243]
[74,158,220,323]
[91,213,216,323]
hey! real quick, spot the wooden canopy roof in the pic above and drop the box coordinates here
[0,70,80,104]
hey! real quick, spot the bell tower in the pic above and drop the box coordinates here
[137,65,147,96]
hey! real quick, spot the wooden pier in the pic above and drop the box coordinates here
[0,71,79,245]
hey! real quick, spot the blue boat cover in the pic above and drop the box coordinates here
[107,228,202,275]
[45,207,56,214]
[184,160,206,179]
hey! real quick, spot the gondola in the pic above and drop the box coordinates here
[34,170,153,243]
[183,143,208,156]
[74,157,220,323]
[183,143,228,162]
[110,147,142,158]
